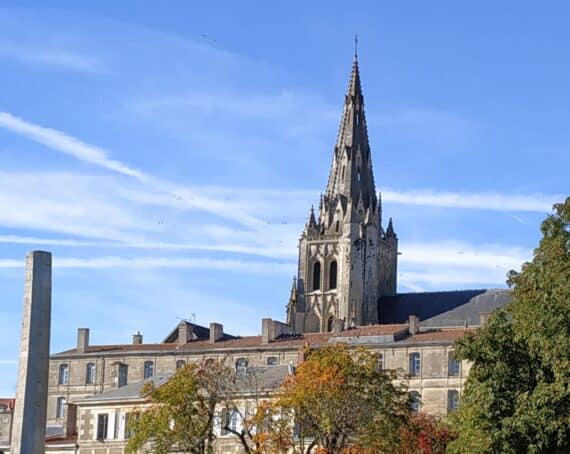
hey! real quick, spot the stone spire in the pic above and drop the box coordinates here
[324,53,377,222]
[386,217,397,239]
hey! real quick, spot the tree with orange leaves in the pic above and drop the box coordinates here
[262,343,411,454]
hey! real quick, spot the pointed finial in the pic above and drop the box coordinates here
[354,34,358,60]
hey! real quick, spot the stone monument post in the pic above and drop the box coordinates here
[10,251,52,454]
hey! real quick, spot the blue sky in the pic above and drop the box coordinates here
[0,1,568,395]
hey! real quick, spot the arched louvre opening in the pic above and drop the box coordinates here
[312,262,321,291]
[329,260,338,289]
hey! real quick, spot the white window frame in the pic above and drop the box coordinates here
[86,362,96,384]
[144,361,154,379]
[58,364,69,385]
[56,397,66,418]
[409,352,421,377]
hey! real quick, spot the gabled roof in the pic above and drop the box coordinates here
[380,289,511,327]
[162,321,212,343]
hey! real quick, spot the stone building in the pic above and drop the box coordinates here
[1,53,512,452]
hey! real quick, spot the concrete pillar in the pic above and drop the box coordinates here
[11,251,52,454]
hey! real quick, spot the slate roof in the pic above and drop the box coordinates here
[162,321,214,343]
[379,289,511,328]
[78,367,292,404]
[78,373,172,402]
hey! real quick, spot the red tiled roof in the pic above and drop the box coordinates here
[45,434,78,444]
[407,328,474,342]
[53,324,474,356]
[54,324,410,356]
[0,397,15,411]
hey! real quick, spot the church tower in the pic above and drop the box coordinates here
[286,52,398,333]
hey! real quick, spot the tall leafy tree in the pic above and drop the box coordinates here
[125,358,233,454]
[265,343,411,453]
[449,198,570,454]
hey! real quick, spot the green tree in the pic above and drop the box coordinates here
[264,343,411,453]
[448,197,570,454]
[125,358,233,454]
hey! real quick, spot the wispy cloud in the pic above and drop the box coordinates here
[399,241,529,270]
[0,112,263,227]
[0,41,103,72]
[382,188,560,213]
[0,256,295,274]
[0,112,144,179]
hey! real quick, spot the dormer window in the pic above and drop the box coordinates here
[144,361,154,379]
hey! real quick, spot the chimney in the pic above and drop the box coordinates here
[132,331,143,345]
[408,315,420,335]
[77,328,89,353]
[178,321,193,345]
[209,323,224,343]
[262,318,294,344]
[479,312,491,326]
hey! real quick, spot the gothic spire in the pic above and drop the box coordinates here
[324,50,377,222]
[307,205,317,230]
[386,217,397,239]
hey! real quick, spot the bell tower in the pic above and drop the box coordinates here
[286,52,398,333]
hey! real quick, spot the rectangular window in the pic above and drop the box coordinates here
[377,353,384,371]
[56,397,66,419]
[266,356,278,366]
[409,352,421,377]
[124,412,138,439]
[448,390,460,412]
[86,363,96,384]
[97,413,109,440]
[118,364,128,387]
[448,352,461,376]
[235,358,248,375]
[58,364,69,385]
[220,409,228,436]
[144,361,154,379]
